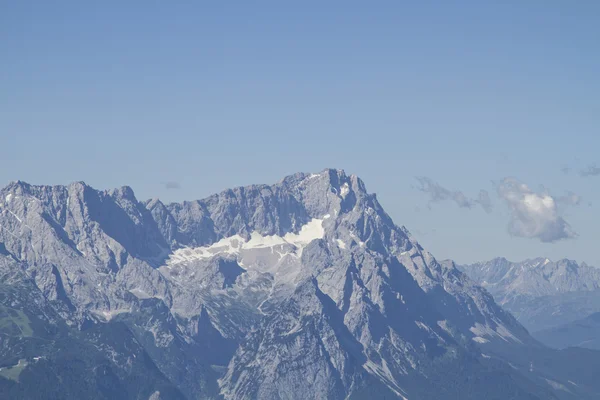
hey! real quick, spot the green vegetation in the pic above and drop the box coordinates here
[0,305,33,337]
[0,359,28,382]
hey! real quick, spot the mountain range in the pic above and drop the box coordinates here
[457,257,600,332]
[1,169,599,399]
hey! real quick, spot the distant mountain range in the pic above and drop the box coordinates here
[1,170,600,399]
[535,312,600,350]
[456,257,600,332]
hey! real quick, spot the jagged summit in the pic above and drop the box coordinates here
[1,179,136,198]
[469,256,593,268]
[1,170,594,399]
[458,257,600,332]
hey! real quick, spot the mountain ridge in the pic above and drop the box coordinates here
[0,169,598,399]
[455,256,600,332]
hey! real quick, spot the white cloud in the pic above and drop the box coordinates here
[496,178,577,243]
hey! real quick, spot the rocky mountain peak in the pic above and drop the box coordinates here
[108,185,137,201]
[2,171,587,399]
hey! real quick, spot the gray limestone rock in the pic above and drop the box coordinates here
[0,170,594,399]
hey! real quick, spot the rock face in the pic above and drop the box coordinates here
[0,170,598,399]
[457,257,600,332]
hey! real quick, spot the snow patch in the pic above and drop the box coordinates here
[245,233,285,249]
[469,321,522,344]
[165,218,326,267]
[349,232,365,247]
[437,320,450,333]
[494,321,523,343]
[340,183,350,198]
[415,321,431,332]
[167,235,245,264]
[545,379,571,393]
[76,242,87,256]
[7,210,22,223]
[282,218,325,248]
[95,309,130,321]
[129,288,153,299]
[470,322,496,337]
[148,391,162,400]
[362,360,409,399]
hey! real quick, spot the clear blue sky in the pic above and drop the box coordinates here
[1,1,599,265]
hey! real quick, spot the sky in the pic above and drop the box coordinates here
[1,1,599,265]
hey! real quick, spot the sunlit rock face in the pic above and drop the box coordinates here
[0,170,583,399]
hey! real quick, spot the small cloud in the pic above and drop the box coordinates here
[496,177,577,243]
[580,164,600,177]
[477,190,493,214]
[414,177,492,213]
[556,191,582,207]
[163,181,181,190]
[452,190,474,208]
